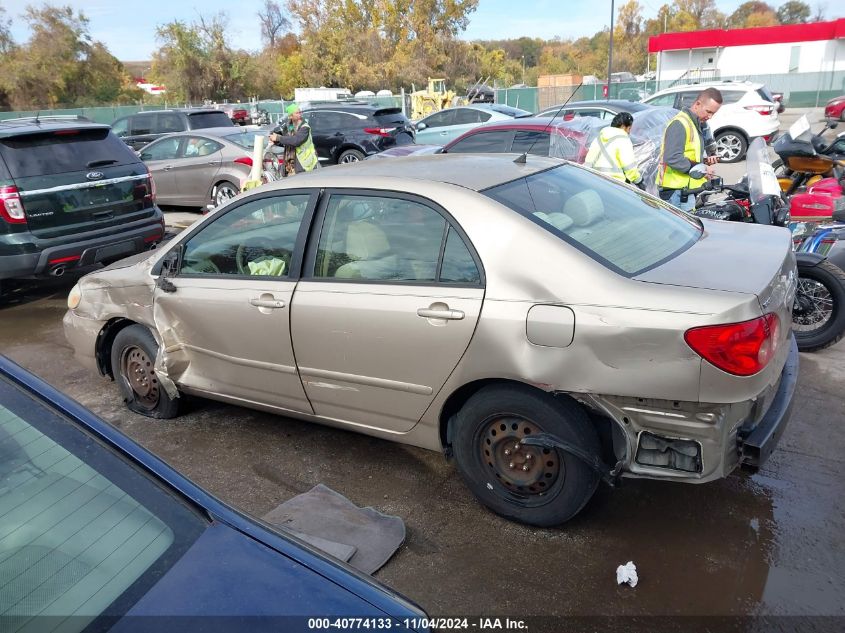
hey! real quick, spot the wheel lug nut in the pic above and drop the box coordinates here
[508,462,515,469]
[504,449,511,456]
[525,453,533,460]
[514,443,521,451]
[522,465,530,472]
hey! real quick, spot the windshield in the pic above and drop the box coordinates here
[483,163,702,277]
[0,374,204,631]
[746,137,781,202]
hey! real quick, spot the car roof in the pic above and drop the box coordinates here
[151,126,255,139]
[0,117,110,139]
[303,102,382,112]
[447,117,586,133]
[540,100,649,111]
[282,153,560,191]
[131,108,225,116]
[651,81,763,96]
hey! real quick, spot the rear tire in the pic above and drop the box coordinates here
[213,181,239,207]
[111,325,180,418]
[714,130,748,163]
[793,260,845,352]
[338,149,365,164]
[452,384,600,527]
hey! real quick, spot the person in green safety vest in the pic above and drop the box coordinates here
[656,87,722,211]
[585,112,645,190]
[269,103,319,176]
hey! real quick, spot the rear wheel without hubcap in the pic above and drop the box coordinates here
[453,384,600,527]
[793,260,845,352]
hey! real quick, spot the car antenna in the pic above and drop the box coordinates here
[515,81,584,164]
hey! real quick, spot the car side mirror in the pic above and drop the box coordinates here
[140,153,151,161]
[156,249,180,292]
[416,122,427,131]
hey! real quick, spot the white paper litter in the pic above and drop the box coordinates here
[616,561,638,587]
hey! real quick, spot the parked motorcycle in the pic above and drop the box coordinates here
[773,117,845,196]
[691,137,845,352]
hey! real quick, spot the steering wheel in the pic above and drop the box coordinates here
[236,237,278,274]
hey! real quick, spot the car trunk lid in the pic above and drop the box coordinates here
[635,219,796,328]
[0,127,156,237]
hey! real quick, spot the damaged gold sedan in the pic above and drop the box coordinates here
[64,154,799,526]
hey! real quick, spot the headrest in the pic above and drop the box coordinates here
[345,221,390,259]
[563,190,604,226]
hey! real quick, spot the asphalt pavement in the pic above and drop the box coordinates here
[1,107,843,631]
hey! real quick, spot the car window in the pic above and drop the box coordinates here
[646,93,676,108]
[511,130,551,156]
[483,164,702,277]
[447,130,513,153]
[187,111,234,129]
[181,137,222,158]
[421,110,456,128]
[140,137,182,161]
[0,374,204,632]
[180,194,311,277]
[313,194,448,282]
[454,109,485,125]
[440,226,480,284]
[678,92,698,108]
[573,109,605,119]
[157,113,185,134]
[314,112,366,130]
[222,131,259,150]
[0,128,139,178]
[111,117,130,138]
[130,114,155,136]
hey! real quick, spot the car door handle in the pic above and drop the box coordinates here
[162,165,173,171]
[440,131,449,135]
[207,161,217,165]
[417,307,464,320]
[249,298,286,309]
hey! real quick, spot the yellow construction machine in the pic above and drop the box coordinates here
[409,78,457,120]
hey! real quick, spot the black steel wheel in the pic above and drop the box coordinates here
[793,260,845,352]
[111,325,180,418]
[452,384,600,527]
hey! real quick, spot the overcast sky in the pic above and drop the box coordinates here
[1,0,839,61]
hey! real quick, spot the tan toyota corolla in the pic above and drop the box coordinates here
[64,154,799,526]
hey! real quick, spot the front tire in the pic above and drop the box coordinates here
[714,130,748,163]
[793,260,845,352]
[452,384,600,527]
[111,325,180,418]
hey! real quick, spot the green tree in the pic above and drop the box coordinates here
[777,1,811,23]
[728,2,778,28]
[0,4,139,108]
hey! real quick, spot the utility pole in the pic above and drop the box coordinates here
[522,55,525,85]
[607,0,615,101]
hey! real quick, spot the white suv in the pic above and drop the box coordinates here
[642,82,780,163]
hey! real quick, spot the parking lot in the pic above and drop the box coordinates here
[2,109,844,631]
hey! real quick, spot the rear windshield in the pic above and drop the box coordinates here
[187,111,234,129]
[485,104,532,117]
[0,128,139,178]
[222,131,259,149]
[483,164,702,277]
[374,109,409,126]
[756,87,775,103]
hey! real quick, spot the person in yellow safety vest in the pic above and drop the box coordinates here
[656,87,723,211]
[585,112,644,190]
[269,103,319,176]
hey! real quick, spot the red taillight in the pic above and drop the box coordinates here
[144,167,156,205]
[53,129,79,136]
[364,127,394,137]
[744,105,774,116]
[234,156,253,167]
[685,313,781,376]
[48,255,81,264]
[0,185,27,224]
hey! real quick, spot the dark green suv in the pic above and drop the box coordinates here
[0,117,165,294]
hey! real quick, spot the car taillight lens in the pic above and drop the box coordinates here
[234,156,253,167]
[364,127,395,137]
[685,313,781,376]
[143,167,156,206]
[745,105,774,116]
[0,185,27,224]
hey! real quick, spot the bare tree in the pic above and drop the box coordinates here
[258,0,291,49]
[812,2,826,21]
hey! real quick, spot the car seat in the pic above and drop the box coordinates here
[334,219,398,279]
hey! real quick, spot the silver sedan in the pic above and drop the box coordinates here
[139,127,265,209]
[64,154,798,526]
